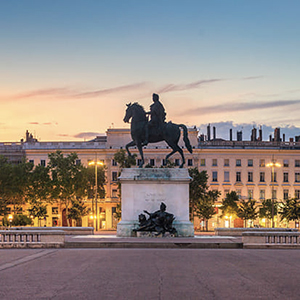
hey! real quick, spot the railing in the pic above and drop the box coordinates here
[242,231,300,248]
[0,230,65,248]
[0,232,41,243]
[215,227,298,236]
[9,226,94,235]
[264,233,299,245]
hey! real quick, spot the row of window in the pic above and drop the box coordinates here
[30,157,300,169]
[212,171,300,183]
[224,189,300,200]
[30,159,82,166]
[207,158,300,167]
[32,158,194,168]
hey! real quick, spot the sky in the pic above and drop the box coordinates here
[1,0,300,142]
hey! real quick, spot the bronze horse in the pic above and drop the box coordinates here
[123,102,193,168]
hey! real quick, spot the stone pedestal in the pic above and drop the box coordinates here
[116,168,194,237]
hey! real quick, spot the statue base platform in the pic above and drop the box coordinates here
[116,168,194,237]
[136,231,177,238]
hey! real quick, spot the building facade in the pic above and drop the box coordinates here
[1,127,300,230]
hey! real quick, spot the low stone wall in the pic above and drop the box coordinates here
[0,230,65,248]
[8,226,94,235]
[215,227,298,236]
[242,231,300,249]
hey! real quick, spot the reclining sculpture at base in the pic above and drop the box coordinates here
[134,202,177,236]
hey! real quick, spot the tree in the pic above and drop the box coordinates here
[279,198,300,228]
[26,164,52,226]
[3,214,33,226]
[160,159,176,168]
[259,199,278,227]
[113,149,136,169]
[0,156,11,216]
[188,168,209,221]
[194,190,219,231]
[237,199,258,227]
[113,149,136,221]
[220,191,239,227]
[67,198,88,226]
[28,201,48,226]
[0,156,33,216]
[47,151,86,226]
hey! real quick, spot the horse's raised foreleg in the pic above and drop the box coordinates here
[125,140,136,157]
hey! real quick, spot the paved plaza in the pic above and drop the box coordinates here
[0,248,299,300]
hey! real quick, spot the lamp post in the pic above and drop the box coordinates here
[88,160,103,231]
[266,159,281,228]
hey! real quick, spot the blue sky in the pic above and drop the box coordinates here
[0,0,299,141]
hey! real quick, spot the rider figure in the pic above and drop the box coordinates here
[144,93,166,144]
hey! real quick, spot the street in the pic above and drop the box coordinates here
[0,248,299,299]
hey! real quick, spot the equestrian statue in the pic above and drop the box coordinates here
[123,93,193,168]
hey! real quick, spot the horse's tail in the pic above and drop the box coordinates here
[179,124,193,154]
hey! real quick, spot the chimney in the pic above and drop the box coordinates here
[213,126,216,140]
[251,127,257,141]
[237,130,243,141]
[26,130,29,142]
[207,124,211,141]
[274,128,281,142]
[229,129,232,141]
[259,126,263,141]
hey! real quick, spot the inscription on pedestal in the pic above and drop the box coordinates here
[144,192,166,203]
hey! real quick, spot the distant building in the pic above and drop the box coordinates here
[1,126,300,230]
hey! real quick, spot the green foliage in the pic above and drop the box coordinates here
[0,156,33,211]
[194,190,219,231]
[259,199,278,221]
[67,198,88,225]
[3,214,33,226]
[188,168,220,225]
[279,198,300,227]
[237,199,258,227]
[47,151,88,226]
[26,164,52,204]
[188,168,209,220]
[0,200,9,216]
[160,159,176,168]
[113,150,136,219]
[220,191,239,219]
[144,163,154,168]
[113,149,136,169]
[48,151,84,201]
[28,200,48,226]
[114,203,122,221]
[85,164,106,199]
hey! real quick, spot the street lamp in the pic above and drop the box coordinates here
[88,160,104,231]
[8,214,13,227]
[266,159,281,228]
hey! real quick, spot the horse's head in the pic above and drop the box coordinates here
[123,103,132,123]
[123,102,146,123]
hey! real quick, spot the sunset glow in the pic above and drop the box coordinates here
[1,0,300,142]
